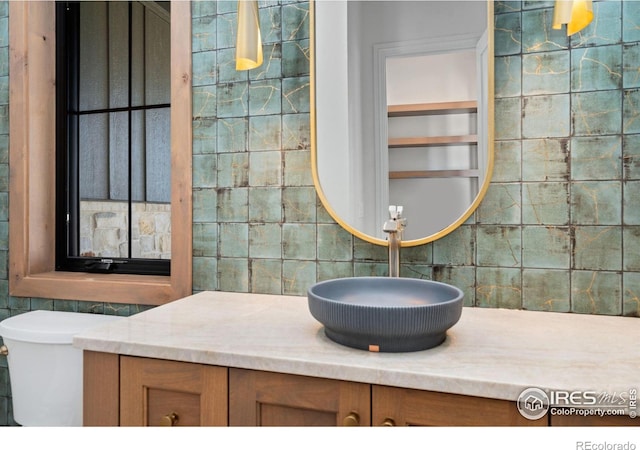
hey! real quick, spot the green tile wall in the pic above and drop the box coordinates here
[1,0,639,426]
[190,0,639,319]
[490,0,639,317]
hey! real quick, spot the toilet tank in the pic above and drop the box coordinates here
[0,310,122,426]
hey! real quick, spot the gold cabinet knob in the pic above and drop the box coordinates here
[0,345,7,356]
[160,412,179,426]
[342,412,360,426]
[381,418,396,427]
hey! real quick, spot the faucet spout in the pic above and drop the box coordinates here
[382,205,406,278]
[386,230,401,277]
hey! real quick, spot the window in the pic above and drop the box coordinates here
[56,1,171,276]
[9,1,192,305]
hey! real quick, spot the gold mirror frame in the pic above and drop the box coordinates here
[310,1,495,247]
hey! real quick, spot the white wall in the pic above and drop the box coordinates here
[386,51,477,104]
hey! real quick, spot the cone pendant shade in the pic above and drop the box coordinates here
[236,0,263,70]
[552,0,593,36]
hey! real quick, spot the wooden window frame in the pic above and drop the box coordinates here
[8,1,192,305]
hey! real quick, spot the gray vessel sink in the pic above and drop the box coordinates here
[307,277,464,353]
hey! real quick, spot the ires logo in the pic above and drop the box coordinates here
[549,390,628,406]
[517,388,549,420]
[517,387,637,420]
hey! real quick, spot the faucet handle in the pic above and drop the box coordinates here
[388,205,403,220]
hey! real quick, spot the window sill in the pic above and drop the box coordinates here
[11,271,175,306]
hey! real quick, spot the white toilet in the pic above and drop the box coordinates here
[0,310,122,426]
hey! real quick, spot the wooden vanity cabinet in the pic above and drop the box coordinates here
[86,353,631,427]
[119,356,228,426]
[229,368,371,426]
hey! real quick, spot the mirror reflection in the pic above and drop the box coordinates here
[312,0,493,245]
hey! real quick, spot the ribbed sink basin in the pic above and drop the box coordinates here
[308,277,464,353]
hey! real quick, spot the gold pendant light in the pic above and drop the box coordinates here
[236,0,263,71]
[552,0,594,36]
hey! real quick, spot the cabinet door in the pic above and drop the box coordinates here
[229,368,371,426]
[372,385,547,426]
[120,356,228,426]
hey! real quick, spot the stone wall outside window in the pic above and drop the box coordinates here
[79,200,171,259]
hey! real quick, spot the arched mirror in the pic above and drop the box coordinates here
[311,0,494,246]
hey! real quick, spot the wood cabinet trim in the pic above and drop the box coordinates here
[83,351,120,426]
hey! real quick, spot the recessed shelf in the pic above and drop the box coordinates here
[389,169,480,179]
[387,100,478,180]
[388,134,478,148]
[388,100,478,117]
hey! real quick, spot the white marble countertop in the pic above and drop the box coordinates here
[73,291,639,402]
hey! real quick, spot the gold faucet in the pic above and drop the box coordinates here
[382,205,406,277]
